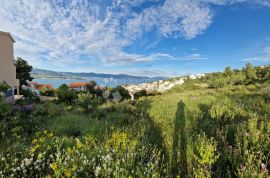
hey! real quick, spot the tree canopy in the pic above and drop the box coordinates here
[15,57,33,87]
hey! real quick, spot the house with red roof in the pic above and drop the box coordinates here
[69,82,88,91]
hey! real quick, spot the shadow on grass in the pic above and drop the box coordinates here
[171,100,188,177]
[135,99,169,175]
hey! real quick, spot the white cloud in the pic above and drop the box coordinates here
[181,53,208,60]
[242,46,270,62]
[124,0,213,39]
[0,0,269,69]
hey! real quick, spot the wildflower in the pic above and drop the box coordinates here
[50,162,58,171]
[49,132,54,137]
[44,130,48,134]
[95,166,101,176]
[72,164,78,171]
[39,137,45,143]
[38,153,43,160]
[261,163,267,171]
[32,139,38,144]
[75,139,83,149]
[64,170,72,178]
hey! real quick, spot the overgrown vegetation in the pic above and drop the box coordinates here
[1,64,270,177]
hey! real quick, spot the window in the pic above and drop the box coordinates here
[5,89,13,97]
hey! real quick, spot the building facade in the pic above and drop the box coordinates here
[0,31,20,102]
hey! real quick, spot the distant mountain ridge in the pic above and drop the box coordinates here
[31,68,166,80]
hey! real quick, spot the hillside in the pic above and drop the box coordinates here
[1,64,270,177]
[31,68,165,80]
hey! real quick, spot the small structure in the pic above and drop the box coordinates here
[36,84,52,90]
[0,31,20,102]
[69,82,88,91]
[27,82,52,91]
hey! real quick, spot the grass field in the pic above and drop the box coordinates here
[1,70,270,177]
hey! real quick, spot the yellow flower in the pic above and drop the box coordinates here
[32,139,38,144]
[49,132,54,137]
[75,139,83,149]
[30,147,36,153]
[72,164,78,171]
[35,131,40,136]
[64,170,72,178]
[45,175,52,178]
[38,153,43,160]
[39,137,45,143]
[67,147,73,155]
[44,130,48,134]
[50,162,58,171]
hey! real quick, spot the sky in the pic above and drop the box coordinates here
[0,0,270,77]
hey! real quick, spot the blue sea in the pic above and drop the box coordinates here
[33,77,156,88]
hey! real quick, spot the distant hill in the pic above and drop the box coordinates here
[31,68,166,81]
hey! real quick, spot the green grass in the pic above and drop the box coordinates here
[138,89,217,153]
[45,113,113,139]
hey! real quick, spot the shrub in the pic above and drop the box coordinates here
[110,86,130,101]
[40,88,56,97]
[0,81,10,96]
[57,84,78,104]
[209,97,236,126]
[193,133,219,178]
[0,131,167,177]
[134,90,147,99]
[85,81,97,95]
[19,88,40,103]
[77,93,103,113]
[0,100,12,121]
[33,102,64,118]
[261,86,270,102]
[209,78,228,89]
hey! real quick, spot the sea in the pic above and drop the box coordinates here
[33,77,157,88]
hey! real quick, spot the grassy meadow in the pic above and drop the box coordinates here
[1,64,270,177]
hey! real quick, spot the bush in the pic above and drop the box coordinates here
[261,86,270,102]
[209,97,236,126]
[0,131,167,177]
[0,100,12,121]
[0,81,10,93]
[40,88,56,97]
[110,86,130,101]
[209,78,228,89]
[193,133,219,178]
[134,90,147,99]
[77,93,103,113]
[33,102,64,118]
[57,84,78,104]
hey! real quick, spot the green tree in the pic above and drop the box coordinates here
[0,81,10,93]
[15,57,33,87]
[85,81,97,95]
[224,66,233,77]
[57,84,77,104]
[244,63,257,83]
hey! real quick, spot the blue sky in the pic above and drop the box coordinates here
[0,0,270,77]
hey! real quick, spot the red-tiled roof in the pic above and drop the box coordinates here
[36,84,52,90]
[69,82,88,88]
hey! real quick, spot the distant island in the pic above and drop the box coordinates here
[31,68,166,80]
[31,68,166,87]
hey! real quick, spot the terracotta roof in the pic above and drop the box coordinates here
[69,82,88,88]
[36,84,52,90]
